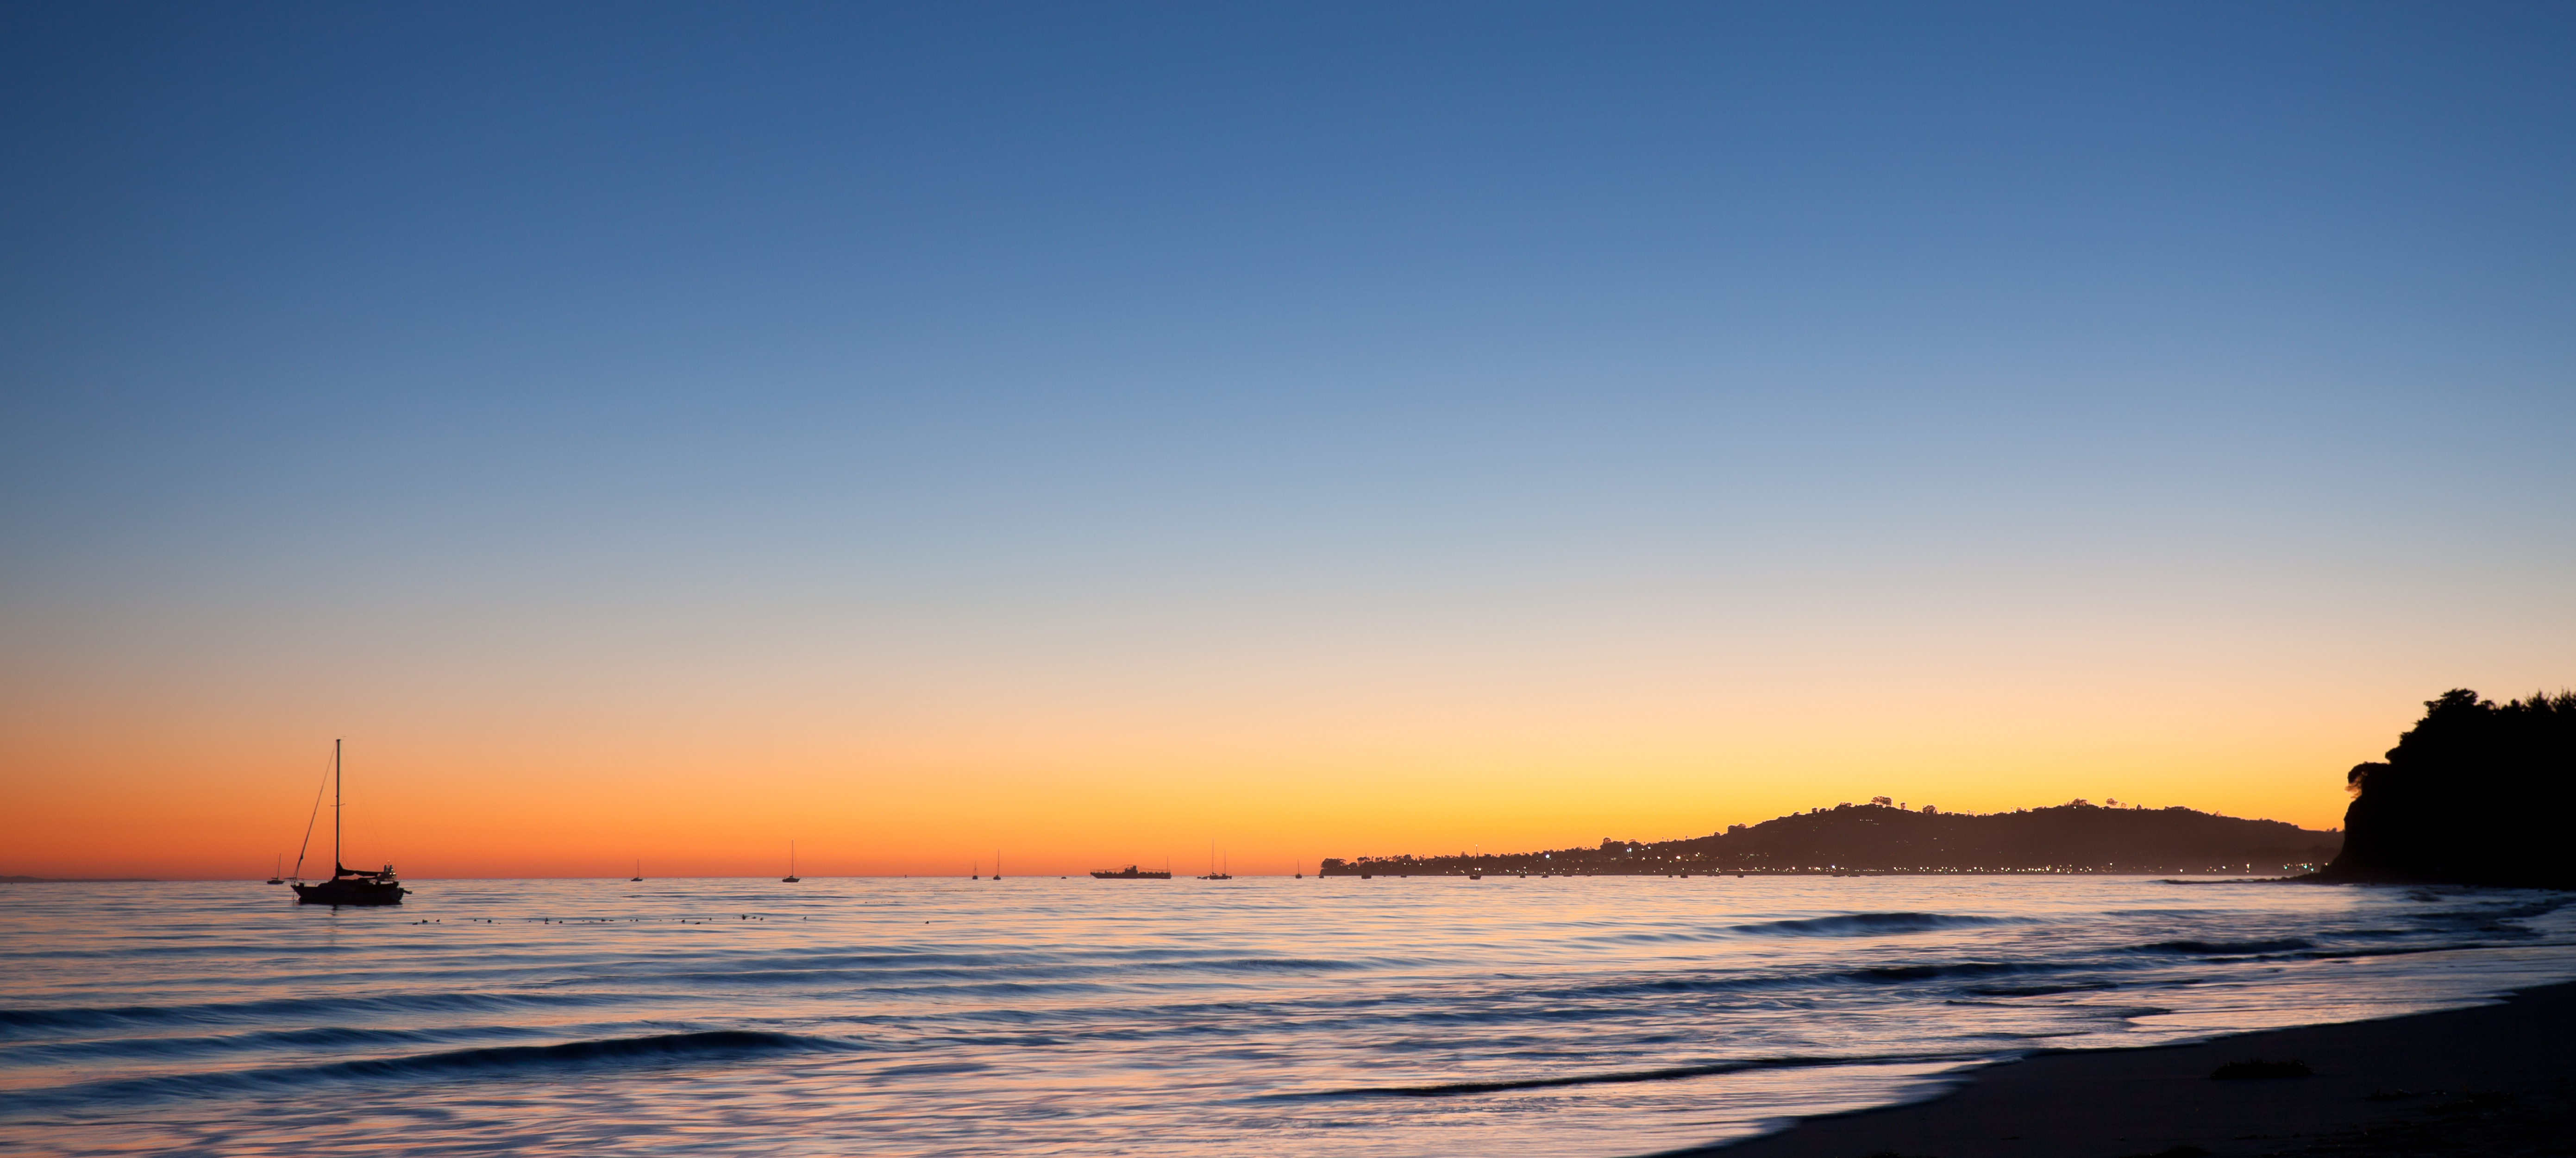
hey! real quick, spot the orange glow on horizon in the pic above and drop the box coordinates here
[2,668,2400,880]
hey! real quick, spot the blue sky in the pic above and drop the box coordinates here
[4,2,2572,871]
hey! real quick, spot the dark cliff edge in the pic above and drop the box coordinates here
[2313,688,2576,889]
[1322,801,2340,877]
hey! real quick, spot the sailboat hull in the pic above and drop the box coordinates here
[291,879,406,906]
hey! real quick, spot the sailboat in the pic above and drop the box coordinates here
[630,860,643,882]
[782,842,801,883]
[993,853,1001,881]
[1198,847,1232,881]
[290,740,407,906]
[267,855,285,885]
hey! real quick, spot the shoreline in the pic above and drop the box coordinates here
[1698,980,2576,1157]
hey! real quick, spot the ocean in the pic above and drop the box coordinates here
[4,875,2573,1157]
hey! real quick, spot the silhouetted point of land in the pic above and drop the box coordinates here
[2314,688,2575,889]
[1322,802,2338,877]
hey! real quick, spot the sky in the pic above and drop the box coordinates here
[3,1,2571,879]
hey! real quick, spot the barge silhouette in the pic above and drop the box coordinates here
[1089,865,1172,879]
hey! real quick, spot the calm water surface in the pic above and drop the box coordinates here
[5,876,2573,1157]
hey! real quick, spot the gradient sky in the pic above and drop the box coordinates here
[4,2,2571,879]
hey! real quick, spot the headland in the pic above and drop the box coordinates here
[1321,801,2339,877]
[2315,689,2575,889]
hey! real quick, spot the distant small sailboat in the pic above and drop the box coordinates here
[992,853,1001,881]
[267,855,285,885]
[290,740,407,906]
[1199,848,1232,881]
[782,842,801,883]
[631,859,643,882]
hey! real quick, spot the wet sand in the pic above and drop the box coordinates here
[1702,981,2576,1158]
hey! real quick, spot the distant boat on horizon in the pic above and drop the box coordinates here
[1199,850,1232,881]
[631,859,643,882]
[266,855,284,885]
[1090,864,1172,879]
[783,842,801,883]
[290,740,407,906]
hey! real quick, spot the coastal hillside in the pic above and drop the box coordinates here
[2320,688,2576,888]
[1320,801,2340,877]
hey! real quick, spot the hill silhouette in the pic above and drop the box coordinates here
[2317,688,2576,888]
[1321,801,2338,877]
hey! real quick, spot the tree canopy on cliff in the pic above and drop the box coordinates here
[2320,689,2576,888]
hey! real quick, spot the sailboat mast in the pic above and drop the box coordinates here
[332,738,342,873]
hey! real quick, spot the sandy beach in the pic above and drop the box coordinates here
[1705,981,2576,1158]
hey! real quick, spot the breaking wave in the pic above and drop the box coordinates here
[10,1030,848,1111]
[1729,912,2023,937]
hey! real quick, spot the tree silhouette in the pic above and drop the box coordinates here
[2320,689,2576,888]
